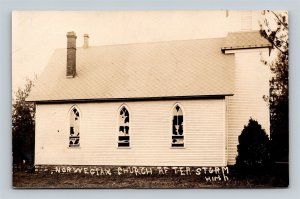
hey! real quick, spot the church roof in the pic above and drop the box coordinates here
[27,31,270,102]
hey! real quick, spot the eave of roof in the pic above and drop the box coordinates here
[30,94,232,104]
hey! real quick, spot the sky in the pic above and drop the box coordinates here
[12,10,265,93]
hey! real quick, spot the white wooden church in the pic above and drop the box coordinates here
[27,14,271,167]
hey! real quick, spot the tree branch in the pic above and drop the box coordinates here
[271,11,288,30]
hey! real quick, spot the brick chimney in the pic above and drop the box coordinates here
[83,34,89,49]
[66,31,77,78]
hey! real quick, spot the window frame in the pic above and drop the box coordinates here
[170,103,185,149]
[68,105,81,148]
[117,104,131,149]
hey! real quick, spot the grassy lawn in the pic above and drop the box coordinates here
[13,165,288,188]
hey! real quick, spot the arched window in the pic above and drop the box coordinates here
[172,104,184,147]
[69,106,80,147]
[118,106,130,147]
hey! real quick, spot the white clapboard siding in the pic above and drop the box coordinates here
[35,99,226,166]
[240,10,253,31]
[227,49,270,165]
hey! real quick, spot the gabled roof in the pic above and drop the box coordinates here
[27,31,269,102]
[221,31,271,51]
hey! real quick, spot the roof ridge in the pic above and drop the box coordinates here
[76,37,226,49]
[50,31,262,51]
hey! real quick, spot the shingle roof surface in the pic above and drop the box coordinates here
[27,31,268,102]
[221,31,271,50]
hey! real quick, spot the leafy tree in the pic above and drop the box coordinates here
[260,11,288,162]
[12,78,35,165]
[236,118,271,173]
